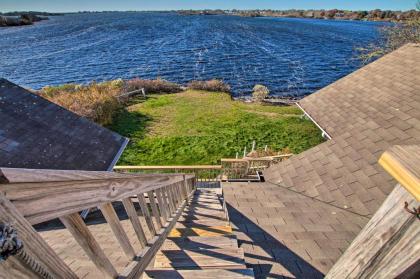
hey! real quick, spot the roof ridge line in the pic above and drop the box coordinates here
[265,180,371,220]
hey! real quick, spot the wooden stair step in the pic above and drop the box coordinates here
[144,268,254,278]
[162,235,238,250]
[175,220,229,228]
[184,204,223,210]
[154,248,245,269]
[169,226,233,237]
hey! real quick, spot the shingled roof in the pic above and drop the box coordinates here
[0,79,128,171]
[264,43,420,217]
[223,44,420,278]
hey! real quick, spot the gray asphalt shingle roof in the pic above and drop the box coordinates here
[0,78,128,170]
[224,44,420,278]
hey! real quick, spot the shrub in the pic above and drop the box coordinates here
[252,84,270,102]
[39,81,123,126]
[187,79,231,93]
[125,78,182,94]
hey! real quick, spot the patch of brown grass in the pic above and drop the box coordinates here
[187,79,231,93]
[125,78,183,94]
[40,80,124,126]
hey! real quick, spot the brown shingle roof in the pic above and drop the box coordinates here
[264,43,420,217]
[0,79,128,170]
[223,44,420,277]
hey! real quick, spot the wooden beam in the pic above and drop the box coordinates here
[0,194,77,279]
[60,213,118,278]
[0,194,77,278]
[325,184,420,278]
[0,256,44,279]
[99,202,136,259]
[122,198,147,247]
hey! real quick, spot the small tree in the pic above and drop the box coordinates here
[252,84,270,102]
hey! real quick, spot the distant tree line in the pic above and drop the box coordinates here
[358,1,420,62]
[178,9,420,22]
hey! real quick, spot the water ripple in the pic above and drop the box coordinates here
[0,12,385,97]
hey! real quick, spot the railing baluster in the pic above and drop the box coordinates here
[155,188,169,222]
[164,186,175,214]
[60,213,118,278]
[169,185,179,209]
[122,198,148,247]
[137,193,156,236]
[99,202,136,259]
[147,190,162,230]
[174,182,182,205]
[181,175,188,200]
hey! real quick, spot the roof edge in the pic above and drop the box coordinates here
[296,102,332,139]
[107,137,129,171]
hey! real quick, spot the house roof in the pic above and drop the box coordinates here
[223,44,420,277]
[264,43,420,217]
[0,79,128,171]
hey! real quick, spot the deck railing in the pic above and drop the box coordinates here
[0,168,195,279]
[115,154,293,183]
[221,154,293,181]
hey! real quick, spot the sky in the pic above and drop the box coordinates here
[0,0,417,13]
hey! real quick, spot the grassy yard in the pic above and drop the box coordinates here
[110,90,324,165]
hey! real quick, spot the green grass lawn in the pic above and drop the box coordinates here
[110,90,324,165]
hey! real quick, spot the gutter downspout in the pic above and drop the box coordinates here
[296,102,332,140]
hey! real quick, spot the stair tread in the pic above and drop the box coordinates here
[169,226,233,237]
[151,189,253,277]
[162,236,238,250]
[144,268,254,278]
[154,248,245,269]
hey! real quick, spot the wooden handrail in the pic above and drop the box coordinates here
[0,167,196,279]
[115,165,222,170]
[379,145,420,201]
[0,168,192,225]
[0,167,187,183]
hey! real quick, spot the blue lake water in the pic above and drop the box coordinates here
[0,12,385,97]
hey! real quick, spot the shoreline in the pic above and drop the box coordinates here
[178,9,420,22]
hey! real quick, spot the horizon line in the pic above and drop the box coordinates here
[1,7,417,13]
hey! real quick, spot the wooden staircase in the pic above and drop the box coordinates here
[145,189,254,278]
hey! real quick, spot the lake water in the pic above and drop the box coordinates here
[0,12,385,97]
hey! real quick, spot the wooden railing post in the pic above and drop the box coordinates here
[0,194,77,279]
